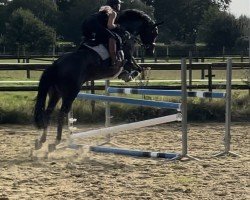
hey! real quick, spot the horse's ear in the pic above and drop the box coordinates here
[154,21,164,27]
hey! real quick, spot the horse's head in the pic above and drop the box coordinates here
[140,21,163,56]
[118,9,163,56]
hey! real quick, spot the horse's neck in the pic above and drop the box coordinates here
[120,20,143,35]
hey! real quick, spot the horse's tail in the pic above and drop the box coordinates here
[34,63,56,129]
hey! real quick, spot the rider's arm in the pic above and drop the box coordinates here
[107,11,118,30]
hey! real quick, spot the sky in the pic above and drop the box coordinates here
[229,0,250,18]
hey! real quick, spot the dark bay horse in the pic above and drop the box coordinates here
[34,9,162,150]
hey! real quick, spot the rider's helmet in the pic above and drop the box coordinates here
[106,0,123,11]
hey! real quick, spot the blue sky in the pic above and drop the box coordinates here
[229,0,250,18]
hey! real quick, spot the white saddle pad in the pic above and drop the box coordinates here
[85,44,110,60]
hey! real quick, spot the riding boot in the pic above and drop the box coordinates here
[109,38,125,69]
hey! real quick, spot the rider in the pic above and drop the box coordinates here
[81,0,124,69]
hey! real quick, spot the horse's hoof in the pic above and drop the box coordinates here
[131,70,140,79]
[35,139,42,150]
[119,72,133,82]
[118,70,128,79]
[44,152,49,159]
[29,149,34,157]
[124,75,133,82]
[56,139,61,145]
[40,135,47,143]
[48,144,56,152]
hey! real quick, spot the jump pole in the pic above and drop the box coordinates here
[70,114,181,140]
[180,59,199,160]
[105,80,111,127]
[76,93,181,110]
[181,58,188,157]
[104,80,111,144]
[214,58,240,157]
[107,88,226,99]
[90,146,180,159]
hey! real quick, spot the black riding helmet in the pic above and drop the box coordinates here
[106,0,123,7]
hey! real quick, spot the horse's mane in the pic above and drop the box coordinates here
[118,9,155,25]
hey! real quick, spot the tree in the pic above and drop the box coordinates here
[213,0,231,9]
[197,6,241,51]
[235,15,250,51]
[56,0,74,12]
[5,8,55,52]
[122,0,153,16]
[57,0,102,43]
[238,15,250,36]
[140,0,154,6]
[154,0,208,43]
[0,3,5,35]
[4,0,58,28]
[0,0,9,6]
[153,0,232,44]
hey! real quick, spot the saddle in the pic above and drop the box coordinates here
[79,38,140,82]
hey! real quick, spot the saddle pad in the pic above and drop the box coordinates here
[85,44,110,60]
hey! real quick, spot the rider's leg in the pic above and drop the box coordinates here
[109,38,124,69]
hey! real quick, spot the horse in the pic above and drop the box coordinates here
[34,9,162,151]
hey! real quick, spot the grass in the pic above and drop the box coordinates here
[0,91,249,125]
[0,92,36,124]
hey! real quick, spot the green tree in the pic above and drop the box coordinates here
[122,0,153,16]
[153,0,212,43]
[0,3,5,35]
[197,6,240,51]
[5,8,55,52]
[235,15,250,51]
[56,0,74,12]
[4,0,58,27]
[57,0,102,43]
[153,0,232,44]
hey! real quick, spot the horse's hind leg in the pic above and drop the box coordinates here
[35,88,60,150]
[48,96,76,152]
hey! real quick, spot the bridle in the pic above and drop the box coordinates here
[122,32,148,50]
